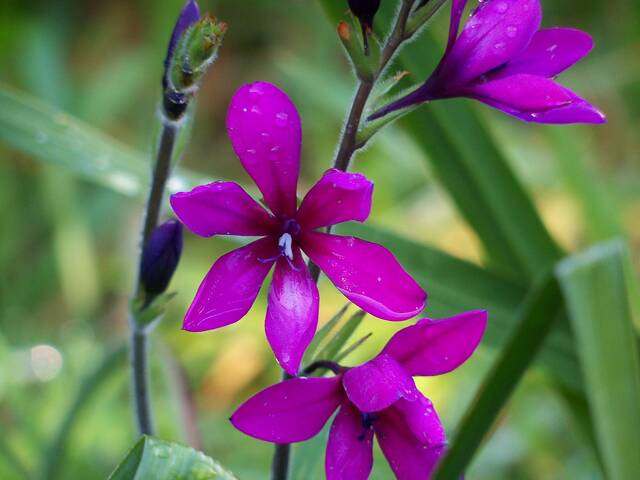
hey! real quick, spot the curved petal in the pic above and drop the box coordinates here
[325,402,374,480]
[226,81,301,218]
[300,232,426,321]
[466,74,573,112]
[297,169,374,230]
[496,28,593,78]
[183,237,277,332]
[376,409,446,480]
[170,182,277,237]
[442,0,542,85]
[265,250,319,375]
[230,376,342,443]
[342,354,418,413]
[478,86,606,124]
[395,394,446,447]
[382,310,488,377]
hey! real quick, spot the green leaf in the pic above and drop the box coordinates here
[433,272,563,480]
[556,240,640,480]
[108,436,236,480]
[339,222,582,391]
[303,303,350,365]
[0,84,213,198]
[312,310,366,366]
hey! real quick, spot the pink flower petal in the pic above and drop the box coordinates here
[394,395,446,448]
[226,82,301,218]
[478,86,606,124]
[342,354,418,413]
[466,74,573,112]
[442,0,542,85]
[230,376,342,443]
[300,232,426,321]
[382,310,488,377]
[496,28,593,78]
[170,182,277,237]
[376,408,446,480]
[183,238,277,332]
[265,250,319,375]
[297,169,374,230]
[325,402,374,480]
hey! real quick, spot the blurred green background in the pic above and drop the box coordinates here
[0,0,637,478]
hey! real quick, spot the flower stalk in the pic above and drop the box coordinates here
[271,0,448,477]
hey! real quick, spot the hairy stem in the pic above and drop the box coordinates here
[129,121,178,436]
[271,2,420,477]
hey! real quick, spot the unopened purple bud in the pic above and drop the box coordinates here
[163,0,201,89]
[347,0,381,55]
[140,220,183,303]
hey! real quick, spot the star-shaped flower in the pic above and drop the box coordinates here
[231,310,487,479]
[171,81,426,375]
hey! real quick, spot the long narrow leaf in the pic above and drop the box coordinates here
[557,240,640,480]
[339,222,582,391]
[433,272,563,480]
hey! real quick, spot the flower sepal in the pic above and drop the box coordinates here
[130,291,177,332]
[337,21,378,82]
[168,15,227,93]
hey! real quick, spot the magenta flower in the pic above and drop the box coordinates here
[170,82,426,375]
[371,0,606,124]
[231,310,487,479]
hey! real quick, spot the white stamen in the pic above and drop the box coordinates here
[278,233,294,260]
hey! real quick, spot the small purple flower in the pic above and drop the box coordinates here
[231,310,487,480]
[140,220,183,304]
[371,0,606,124]
[170,81,426,375]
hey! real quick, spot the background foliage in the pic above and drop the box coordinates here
[0,0,639,478]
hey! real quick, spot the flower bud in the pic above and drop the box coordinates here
[347,0,381,55]
[140,220,183,305]
[162,0,227,120]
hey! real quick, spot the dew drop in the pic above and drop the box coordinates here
[250,104,261,114]
[242,107,248,113]
[506,25,518,38]
[495,1,508,13]
[270,145,281,153]
[494,41,506,50]
[246,148,257,155]
[275,112,289,126]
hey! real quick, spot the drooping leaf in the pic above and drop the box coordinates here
[108,436,236,480]
[0,84,214,198]
[557,240,640,480]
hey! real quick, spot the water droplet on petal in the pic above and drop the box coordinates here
[496,1,508,13]
[246,148,257,155]
[494,41,506,50]
[275,112,288,126]
[250,104,261,114]
[506,25,518,38]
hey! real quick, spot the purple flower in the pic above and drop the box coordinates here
[371,0,606,124]
[230,310,488,480]
[170,81,426,375]
[140,220,183,304]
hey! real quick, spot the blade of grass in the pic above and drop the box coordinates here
[433,272,563,480]
[557,240,640,480]
[339,222,582,391]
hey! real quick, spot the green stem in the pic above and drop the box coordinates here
[129,121,178,436]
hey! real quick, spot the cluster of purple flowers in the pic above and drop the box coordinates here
[166,0,604,478]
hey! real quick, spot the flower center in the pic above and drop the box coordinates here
[358,413,379,441]
[277,233,294,261]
